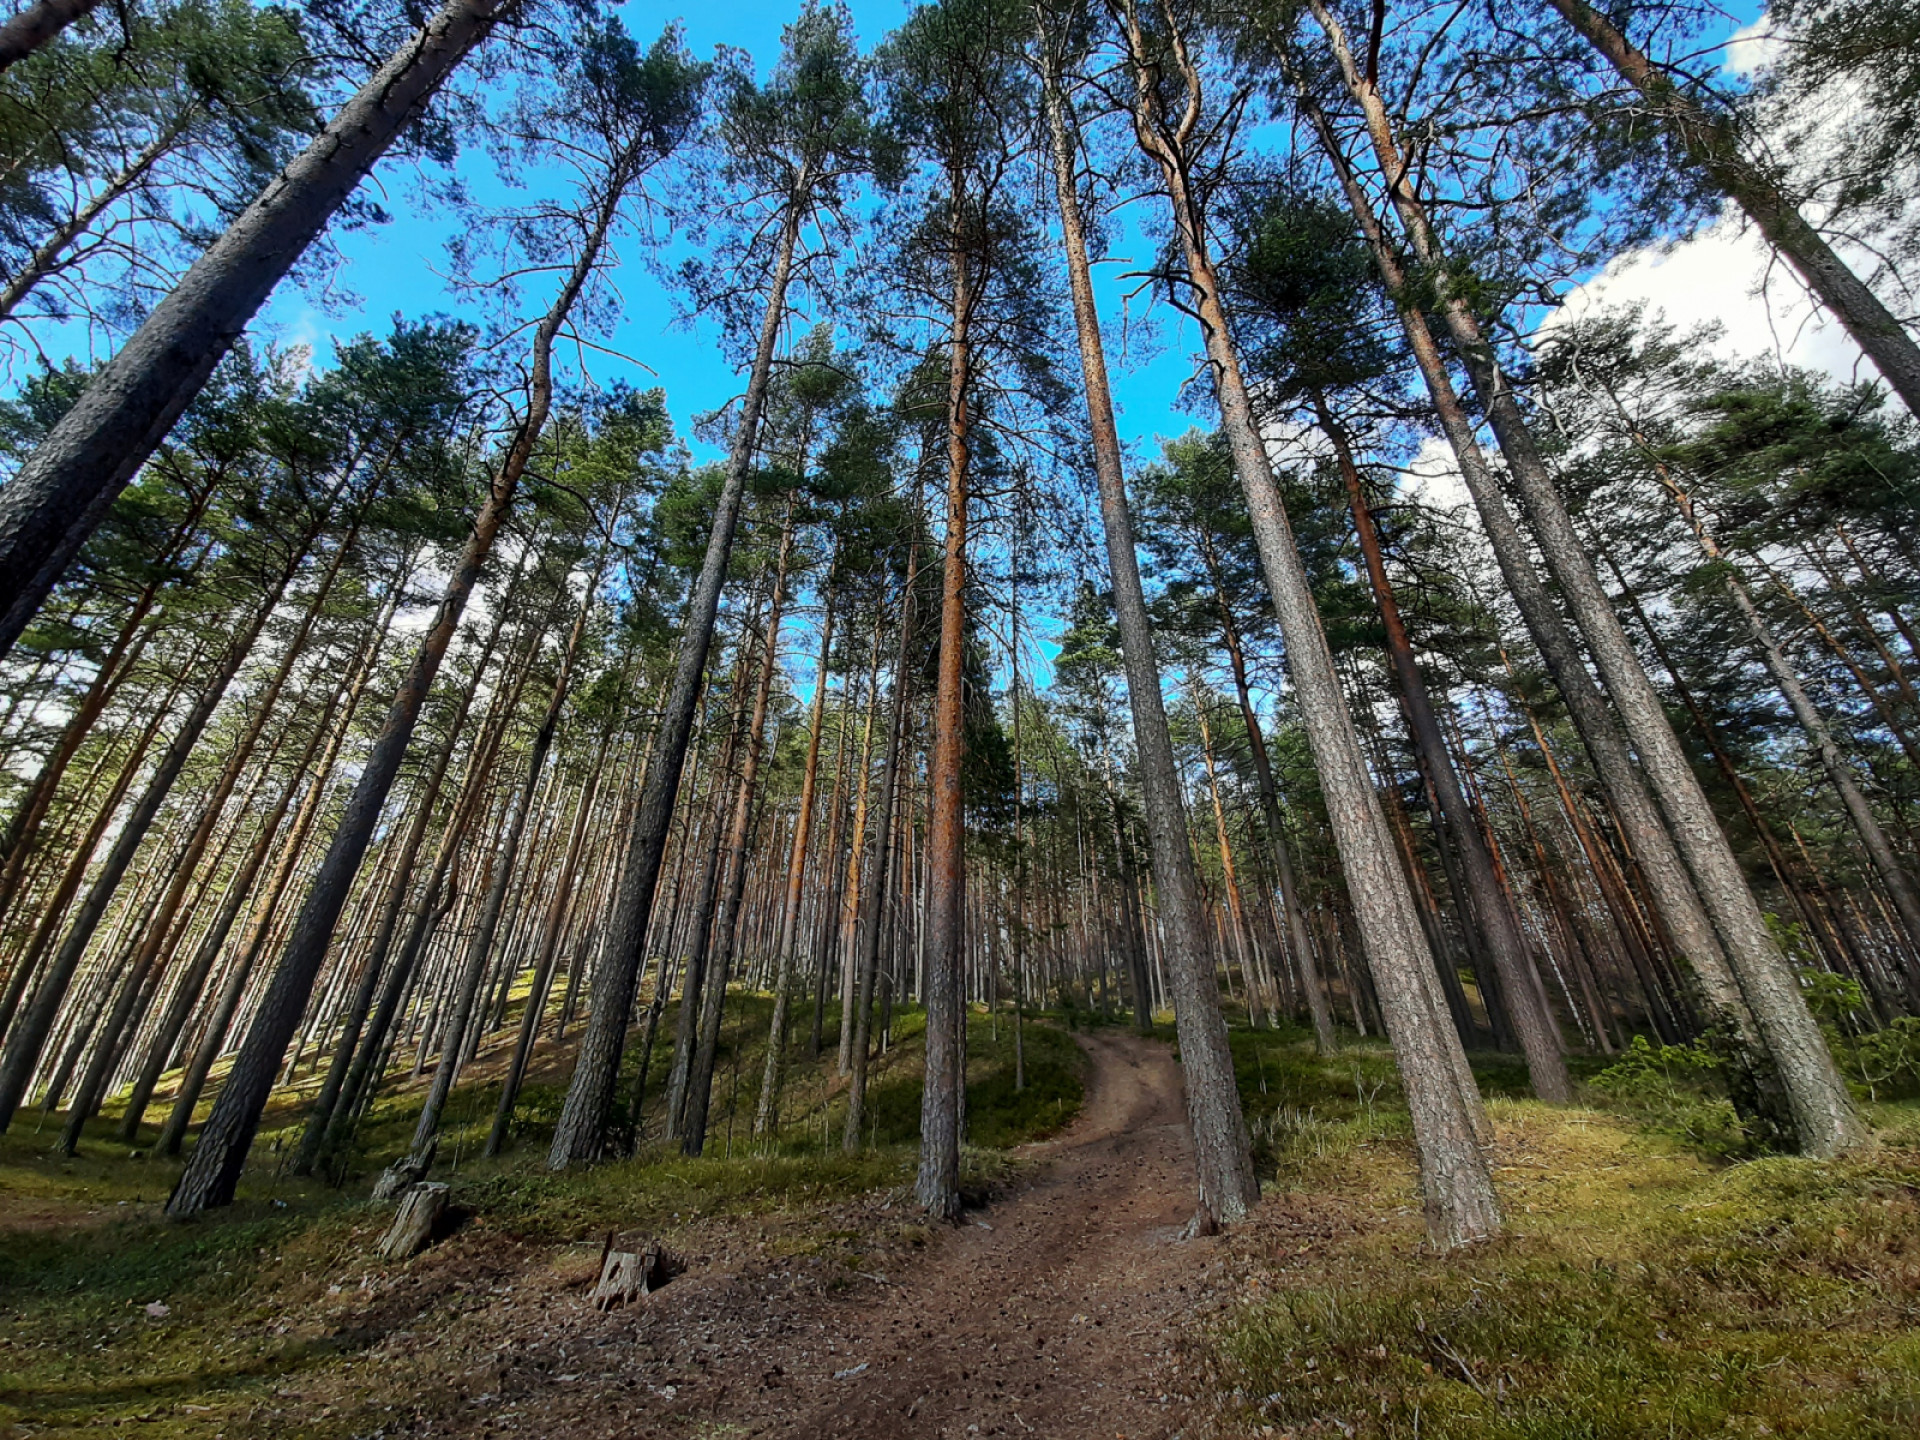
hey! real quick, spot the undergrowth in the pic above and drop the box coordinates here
[1205,1016,1920,1438]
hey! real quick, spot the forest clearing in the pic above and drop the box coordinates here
[2,0,1919,1434]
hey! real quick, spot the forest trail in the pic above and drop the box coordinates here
[394,1027,1220,1440]
[697,1027,1210,1439]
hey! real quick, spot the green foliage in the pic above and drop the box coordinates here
[1590,1036,1747,1158]
[1837,1021,1920,1105]
[1770,0,1920,262]
[1225,182,1399,402]
[0,0,323,329]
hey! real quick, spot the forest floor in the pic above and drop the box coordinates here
[4,1003,1920,1439]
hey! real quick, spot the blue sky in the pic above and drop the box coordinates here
[263,0,1208,472]
[260,0,1774,476]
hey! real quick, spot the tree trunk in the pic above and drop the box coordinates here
[844,548,917,1154]
[915,207,976,1222]
[104,517,370,1141]
[291,556,521,1172]
[1040,29,1260,1217]
[0,0,102,72]
[120,625,373,1144]
[1726,575,1920,956]
[663,637,756,1144]
[1319,400,1571,1097]
[0,486,212,937]
[548,169,811,1168]
[1117,0,1498,1246]
[153,587,399,1159]
[0,571,289,1131]
[683,504,795,1155]
[755,574,837,1136]
[487,709,619,1154]
[1308,3,1859,1154]
[1297,77,1801,1138]
[0,0,527,658]
[1205,575,1334,1049]
[835,628,884,1073]
[409,550,604,1162]
[1544,0,1920,416]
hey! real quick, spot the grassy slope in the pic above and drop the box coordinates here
[0,995,1082,1437]
[1207,1025,1920,1439]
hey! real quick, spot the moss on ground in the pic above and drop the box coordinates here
[1205,1028,1920,1438]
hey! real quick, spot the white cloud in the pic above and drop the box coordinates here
[1403,435,1471,511]
[1723,15,1785,79]
[1537,6,1912,408]
[1541,204,1898,398]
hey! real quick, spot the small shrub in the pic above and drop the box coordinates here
[1589,1036,1747,1158]
[1838,1018,1920,1102]
[1798,969,1920,1101]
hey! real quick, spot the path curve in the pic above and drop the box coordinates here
[706,1027,1210,1438]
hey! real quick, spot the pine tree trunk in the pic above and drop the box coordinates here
[409,560,600,1161]
[1725,574,1920,956]
[1307,6,1859,1153]
[1204,566,1334,1048]
[106,517,368,1141]
[915,217,976,1222]
[163,143,632,1212]
[1040,31,1261,1216]
[1299,81,1798,1127]
[1321,402,1571,1097]
[0,0,102,72]
[153,597,397,1159]
[664,641,756,1144]
[1544,0,1920,415]
[548,173,810,1168]
[488,710,618,1154]
[0,572,289,1131]
[755,576,837,1136]
[844,552,917,1153]
[1117,0,1497,1246]
[0,0,527,657]
[0,487,211,936]
[120,648,360,1144]
[683,506,795,1155]
[289,562,515,1170]
[166,448,509,1212]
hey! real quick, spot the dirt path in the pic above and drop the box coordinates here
[349,1028,1221,1440]
[704,1027,1212,1438]
[235,1029,1223,1439]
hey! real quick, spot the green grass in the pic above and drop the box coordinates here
[1202,1027,1920,1438]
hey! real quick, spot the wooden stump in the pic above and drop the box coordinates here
[377,1181,449,1260]
[592,1238,667,1309]
[370,1141,435,1203]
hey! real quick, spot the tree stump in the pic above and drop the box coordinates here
[592,1238,666,1309]
[377,1181,449,1260]
[370,1141,435,1203]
